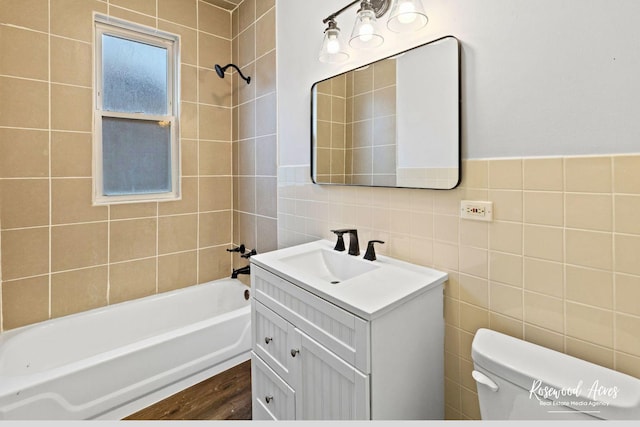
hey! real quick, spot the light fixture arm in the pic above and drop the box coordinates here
[322,0,359,24]
[322,0,390,24]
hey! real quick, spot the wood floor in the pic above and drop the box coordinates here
[124,360,252,420]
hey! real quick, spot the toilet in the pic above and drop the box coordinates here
[471,328,640,420]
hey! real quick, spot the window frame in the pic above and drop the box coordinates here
[93,14,181,205]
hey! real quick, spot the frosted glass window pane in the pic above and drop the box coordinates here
[102,34,168,115]
[102,117,171,195]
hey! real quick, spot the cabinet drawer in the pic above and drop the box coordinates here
[252,300,296,384]
[252,265,370,373]
[252,352,295,420]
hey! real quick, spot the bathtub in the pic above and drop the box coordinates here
[0,279,251,420]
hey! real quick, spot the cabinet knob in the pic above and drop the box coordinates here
[264,337,273,344]
[290,348,300,357]
[265,395,274,404]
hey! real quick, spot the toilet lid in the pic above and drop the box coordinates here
[472,328,640,420]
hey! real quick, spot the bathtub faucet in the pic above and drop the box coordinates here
[241,248,257,259]
[231,265,250,279]
[226,244,246,254]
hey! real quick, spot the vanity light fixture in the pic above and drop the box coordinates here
[318,0,428,63]
[349,0,384,49]
[387,0,428,33]
[319,18,350,63]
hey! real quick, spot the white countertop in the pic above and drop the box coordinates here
[251,240,448,320]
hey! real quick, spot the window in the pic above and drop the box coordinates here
[94,15,180,204]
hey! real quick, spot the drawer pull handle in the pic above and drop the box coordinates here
[265,337,273,344]
[291,349,300,357]
[265,395,274,404]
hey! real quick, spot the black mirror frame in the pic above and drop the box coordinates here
[310,35,462,190]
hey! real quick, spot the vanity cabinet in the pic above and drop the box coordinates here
[250,260,444,420]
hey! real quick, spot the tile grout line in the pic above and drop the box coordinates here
[562,158,568,353]
[611,156,617,370]
[106,0,112,307]
[154,0,160,295]
[195,0,201,285]
[521,161,527,340]
[47,0,53,322]
[191,1,203,280]
[230,5,236,261]
[252,0,258,253]
[250,2,259,251]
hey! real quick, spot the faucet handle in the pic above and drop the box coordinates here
[330,229,346,251]
[363,240,385,261]
[226,244,246,254]
[241,248,257,259]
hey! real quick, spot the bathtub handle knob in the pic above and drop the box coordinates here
[265,337,273,344]
[290,349,300,357]
[265,395,274,404]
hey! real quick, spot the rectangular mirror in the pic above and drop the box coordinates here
[311,36,460,189]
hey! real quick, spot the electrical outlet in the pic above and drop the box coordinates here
[460,200,493,222]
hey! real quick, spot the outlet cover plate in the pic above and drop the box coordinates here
[460,200,493,222]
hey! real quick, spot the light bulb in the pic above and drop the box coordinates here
[319,22,349,63]
[397,1,417,24]
[350,6,382,49]
[387,0,428,33]
[327,36,340,54]
[358,18,374,42]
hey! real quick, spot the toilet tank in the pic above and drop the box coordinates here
[471,328,640,420]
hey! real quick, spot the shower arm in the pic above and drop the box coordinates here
[215,63,251,85]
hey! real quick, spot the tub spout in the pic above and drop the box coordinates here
[231,265,250,279]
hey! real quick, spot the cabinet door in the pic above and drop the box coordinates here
[292,328,370,420]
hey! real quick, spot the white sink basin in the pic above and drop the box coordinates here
[279,248,379,283]
[251,239,448,320]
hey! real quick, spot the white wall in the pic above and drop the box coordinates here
[397,37,458,168]
[277,0,640,165]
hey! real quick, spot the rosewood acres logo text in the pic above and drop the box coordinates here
[529,379,619,410]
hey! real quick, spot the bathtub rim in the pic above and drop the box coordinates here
[0,278,250,344]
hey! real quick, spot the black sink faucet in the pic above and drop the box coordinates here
[363,240,385,261]
[330,229,360,256]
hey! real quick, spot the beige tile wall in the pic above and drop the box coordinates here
[314,58,397,187]
[231,0,277,277]
[315,76,347,184]
[278,154,640,419]
[346,59,397,186]
[0,0,238,331]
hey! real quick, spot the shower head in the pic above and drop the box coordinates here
[214,64,225,78]
[213,63,251,85]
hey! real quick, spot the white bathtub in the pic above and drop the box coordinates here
[0,279,251,420]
